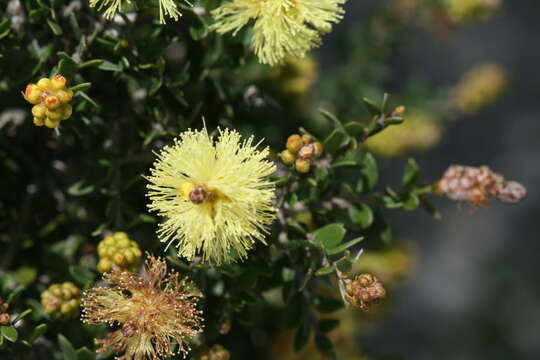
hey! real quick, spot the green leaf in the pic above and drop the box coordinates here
[319,319,340,333]
[326,237,364,256]
[69,265,95,286]
[76,91,99,108]
[421,199,442,220]
[314,296,343,313]
[70,82,92,92]
[403,158,420,188]
[293,319,311,352]
[362,97,381,116]
[281,267,296,282]
[284,297,302,329]
[47,19,63,35]
[403,192,420,211]
[1,326,18,342]
[313,224,346,249]
[335,256,353,273]
[58,334,77,360]
[78,59,104,68]
[315,265,336,276]
[11,309,32,325]
[28,324,47,344]
[348,203,373,229]
[357,153,378,193]
[98,61,123,72]
[315,334,334,353]
[324,130,347,154]
[67,181,94,196]
[76,347,96,360]
[344,121,365,136]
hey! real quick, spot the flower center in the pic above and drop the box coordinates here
[189,185,210,204]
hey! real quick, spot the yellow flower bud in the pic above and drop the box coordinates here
[280,149,296,165]
[32,104,47,118]
[44,118,59,128]
[301,134,313,145]
[23,84,42,104]
[46,109,63,121]
[56,90,72,103]
[113,253,126,266]
[33,117,44,126]
[295,158,311,173]
[97,258,112,273]
[36,78,51,90]
[286,134,303,153]
[313,142,323,157]
[44,95,61,110]
[50,74,67,91]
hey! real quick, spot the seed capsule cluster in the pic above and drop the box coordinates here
[41,282,81,319]
[97,232,142,273]
[0,298,10,325]
[22,75,73,128]
[344,273,386,312]
[280,134,323,173]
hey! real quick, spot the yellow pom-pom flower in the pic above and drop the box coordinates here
[146,127,276,264]
[90,0,183,24]
[210,0,346,66]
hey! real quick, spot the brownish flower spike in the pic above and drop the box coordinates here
[82,254,203,360]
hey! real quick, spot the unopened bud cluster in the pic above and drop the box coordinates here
[97,232,142,273]
[280,134,323,173]
[22,75,73,128]
[434,165,526,206]
[199,344,231,360]
[453,64,507,114]
[41,282,80,319]
[344,274,386,311]
[0,298,10,325]
[447,0,501,23]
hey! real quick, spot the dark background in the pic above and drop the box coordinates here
[321,1,540,359]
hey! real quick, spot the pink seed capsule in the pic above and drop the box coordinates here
[498,181,527,203]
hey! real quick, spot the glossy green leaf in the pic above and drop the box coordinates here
[313,224,346,249]
[1,326,18,342]
[348,203,373,229]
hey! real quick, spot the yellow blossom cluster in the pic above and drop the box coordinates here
[97,232,142,273]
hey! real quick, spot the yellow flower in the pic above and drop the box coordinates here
[81,255,203,360]
[146,127,276,264]
[90,0,182,24]
[210,0,346,65]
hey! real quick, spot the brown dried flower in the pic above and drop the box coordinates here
[344,274,386,311]
[434,165,526,207]
[81,254,204,360]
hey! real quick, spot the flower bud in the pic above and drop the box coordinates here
[56,90,72,103]
[44,118,60,128]
[0,313,10,325]
[61,104,73,120]
[498,181,527,203]
[297,143,315,159]
[50,74,67,91]
[295,158,311,173]
[280,149,296,165]
[46,109,63,121]
[44,95,61,110]
[301,134,313,145]
[32,104,47,118]
[393,105,406,116]
[23,84,42,104]
[313,142,323,157]
[286,134,303,153]
[36,78,51,90]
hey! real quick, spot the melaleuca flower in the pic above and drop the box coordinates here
[81,255,203,360]
[90,0,182,24]
[210,0,346,65]
[146,127,276,264]
[434,165,526,207]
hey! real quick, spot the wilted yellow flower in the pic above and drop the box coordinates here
[453,63,507,114]
[90,0,182,24]
[146,127,276,264]
[82,255,203,360]
[210,0,346,65]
